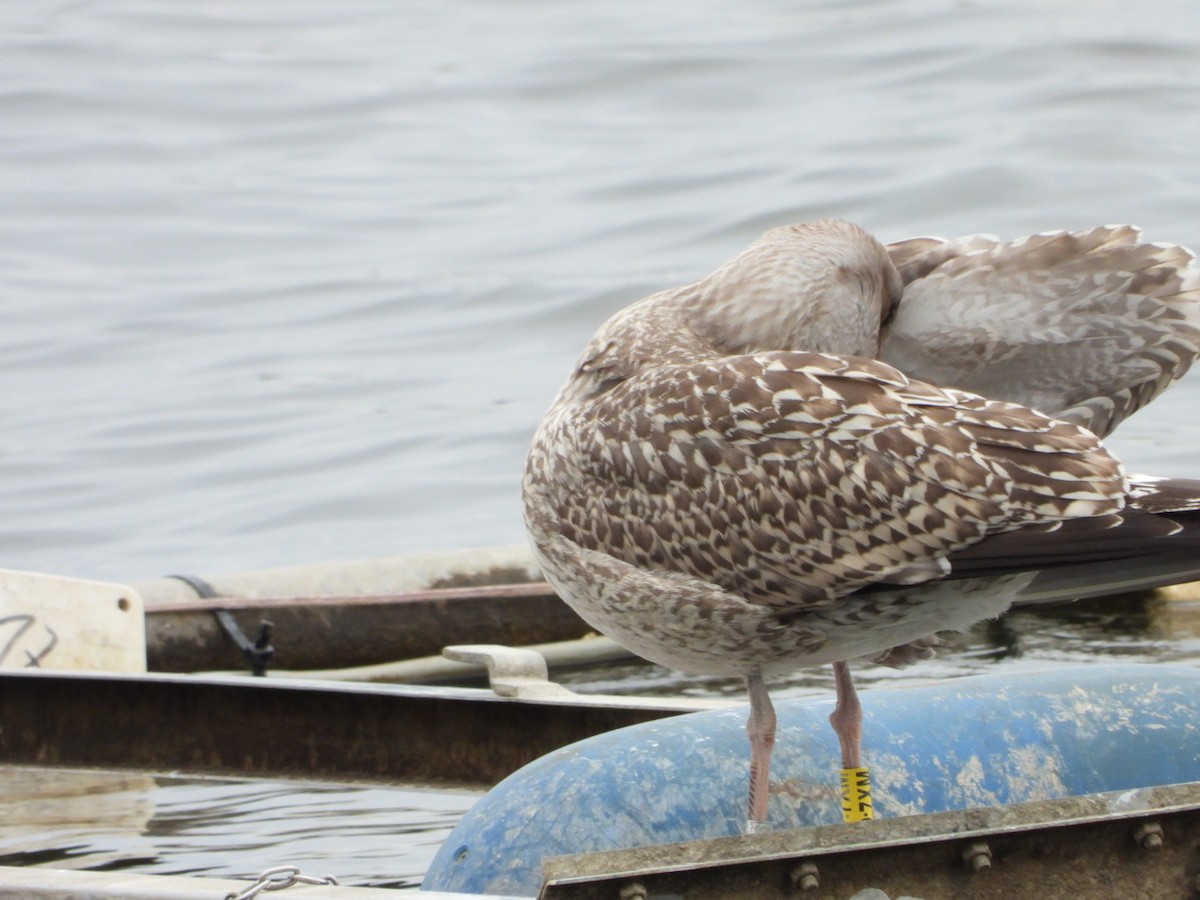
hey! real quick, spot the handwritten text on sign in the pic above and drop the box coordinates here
[0,570,145,673]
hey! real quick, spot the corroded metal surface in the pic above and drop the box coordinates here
[144,582,589,672]
[540,782,1200,899]
[0,670,687,787]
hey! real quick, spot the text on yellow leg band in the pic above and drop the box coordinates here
[839,766,874,822]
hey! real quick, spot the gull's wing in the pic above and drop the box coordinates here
[881,226,1200,437]
[538,351,1125,610]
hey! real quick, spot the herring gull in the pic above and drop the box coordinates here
[522,219,1200,830]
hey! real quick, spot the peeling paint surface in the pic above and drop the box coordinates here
[424,664,1200,896]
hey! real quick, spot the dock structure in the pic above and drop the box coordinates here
[4,556,1200,898]
[5,661,1200,898]
[538,783,1200,899]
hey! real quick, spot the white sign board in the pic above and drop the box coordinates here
[0,569,146,673]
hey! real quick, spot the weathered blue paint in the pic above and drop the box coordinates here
[422,665,1200,896]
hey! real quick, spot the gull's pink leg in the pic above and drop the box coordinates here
[745,672,776,830]
[829,661,863,768]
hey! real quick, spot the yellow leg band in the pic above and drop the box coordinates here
[839,766,874,822]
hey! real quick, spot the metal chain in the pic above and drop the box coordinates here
[224,865,340,900]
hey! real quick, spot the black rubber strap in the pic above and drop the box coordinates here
[166,574,275,677]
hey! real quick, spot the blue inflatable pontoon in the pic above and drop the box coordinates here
[423,664,1200,896]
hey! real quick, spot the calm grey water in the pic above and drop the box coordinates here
[3,0,1200,584]
[4,0,1200,889]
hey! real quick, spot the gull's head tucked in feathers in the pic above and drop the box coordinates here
[691,220,904,358]
[562,220,905,410]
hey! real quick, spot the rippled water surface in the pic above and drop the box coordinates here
[3,0,1200,583]
[4,0,1200,889]
[0,766,474,890]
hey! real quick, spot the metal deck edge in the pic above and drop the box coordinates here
[539,781,1200,899]
[0,669,719,787]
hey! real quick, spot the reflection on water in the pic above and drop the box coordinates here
[0,767,475,890]
[0,769,155,870]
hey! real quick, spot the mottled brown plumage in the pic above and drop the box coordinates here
[523,219,1200,828]
[883,225,1200,437]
